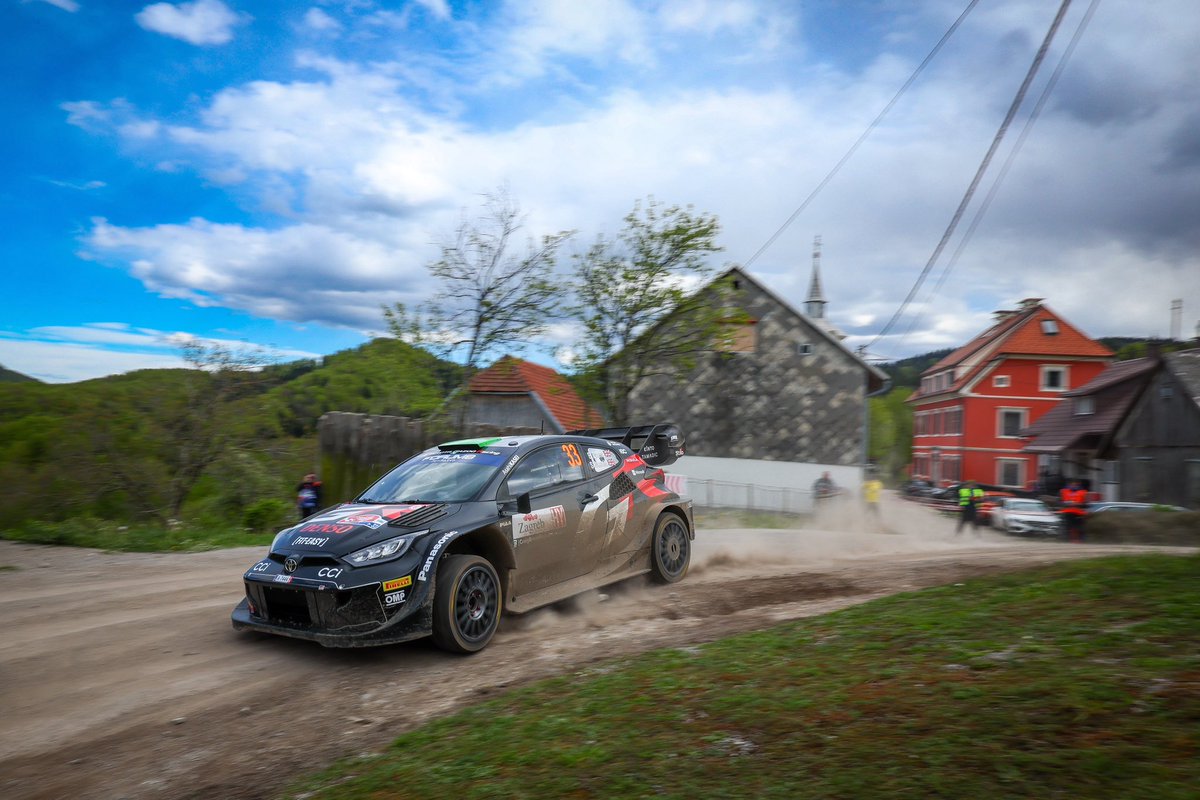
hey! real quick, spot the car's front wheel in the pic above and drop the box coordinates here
[432,554,502,654]
[650,513,690,584]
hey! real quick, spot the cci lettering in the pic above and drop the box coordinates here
[317,567,343,578]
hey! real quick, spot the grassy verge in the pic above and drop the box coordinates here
[695,508,808,529]
[0,518,275,552]
[290,554,1199,800]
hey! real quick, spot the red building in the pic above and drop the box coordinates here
[907,299,1113,489]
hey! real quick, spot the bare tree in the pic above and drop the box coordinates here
[384,188,573,420]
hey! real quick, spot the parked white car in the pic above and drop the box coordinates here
[992,497,1062,536]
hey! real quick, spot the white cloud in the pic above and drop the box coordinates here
[302,7,340,33]
[0,324,321,383]
[135,0,249,46]
[36,0,80,12]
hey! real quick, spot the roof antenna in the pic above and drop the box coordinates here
[540,419,544,434]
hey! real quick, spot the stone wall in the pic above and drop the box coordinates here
[627,275,872,465]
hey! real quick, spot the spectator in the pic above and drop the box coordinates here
[955,480,984,534]
[812,471,838,500]
[1059,479,1088,542]
[296,473,322,520]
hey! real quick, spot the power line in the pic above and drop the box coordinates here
[866,0,1076,351]
[740,0,983,270]
[900,0,1103,342]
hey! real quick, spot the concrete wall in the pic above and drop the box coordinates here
[667,455,862,513]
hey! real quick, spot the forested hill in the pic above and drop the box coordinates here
[0,338,460,530]
[0,364,38,383]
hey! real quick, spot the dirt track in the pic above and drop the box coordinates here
[0,498,1190,799]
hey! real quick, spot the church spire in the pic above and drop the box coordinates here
[805,235,827,320]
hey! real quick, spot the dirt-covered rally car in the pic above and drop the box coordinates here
[231,424,692,653]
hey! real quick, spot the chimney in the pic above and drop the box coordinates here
[1019,298,1043,310]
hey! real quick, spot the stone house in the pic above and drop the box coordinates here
[625,265,888,464]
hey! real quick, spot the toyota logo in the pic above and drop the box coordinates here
[283,557,300,573]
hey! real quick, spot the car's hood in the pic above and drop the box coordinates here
[277,502,460,554]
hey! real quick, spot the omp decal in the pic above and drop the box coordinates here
[512,505,567,541]
[417,531,457,581]
[587,448,619,472]
[383,575,413,592]
[292,536,330,547]
[384,591,407,606]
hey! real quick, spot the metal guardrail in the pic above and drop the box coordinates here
[681,477,819,514]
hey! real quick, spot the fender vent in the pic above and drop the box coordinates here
[610,472,636,501]
[388,503,449,528]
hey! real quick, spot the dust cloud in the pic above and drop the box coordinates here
[502,492,1007,638]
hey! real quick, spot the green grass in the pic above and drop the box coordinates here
[289,554,1200,800]
[0,517,275,552]
[695,508,807,529]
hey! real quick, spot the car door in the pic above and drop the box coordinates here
[503,443,606,594]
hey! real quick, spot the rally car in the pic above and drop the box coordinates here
[231,424,693,653]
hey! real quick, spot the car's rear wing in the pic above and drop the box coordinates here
[568,423,685,467]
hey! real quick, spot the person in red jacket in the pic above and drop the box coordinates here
[1059,479,1088,542]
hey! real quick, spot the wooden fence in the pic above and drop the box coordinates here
[317,411,539,504]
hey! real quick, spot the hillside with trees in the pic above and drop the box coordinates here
[0,338,459,533]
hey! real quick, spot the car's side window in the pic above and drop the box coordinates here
[504,445,585,497]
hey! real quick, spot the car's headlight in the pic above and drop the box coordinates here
[346,531,424,565]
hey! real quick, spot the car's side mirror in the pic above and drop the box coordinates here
[516,491,532,515]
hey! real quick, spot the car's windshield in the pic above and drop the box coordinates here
[357,450,508,504]
[1009,499,1049,512]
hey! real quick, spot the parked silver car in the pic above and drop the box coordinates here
[992,497,1062,536]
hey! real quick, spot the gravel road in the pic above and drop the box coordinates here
[0,498,1188,799]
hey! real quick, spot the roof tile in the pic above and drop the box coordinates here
[469,356,604,431]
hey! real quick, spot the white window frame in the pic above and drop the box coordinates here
[1040,365,1068,392]
[996,458,1026,489]
[997,407,1028,438]
[1040,319,1059,335]
[993,375,1011,388]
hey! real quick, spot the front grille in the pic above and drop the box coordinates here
[247,582,388,631]
[267,552,340,568]
[389,503,449,528]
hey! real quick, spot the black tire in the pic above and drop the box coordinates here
[650,513,690,584]
[431,554,502,654]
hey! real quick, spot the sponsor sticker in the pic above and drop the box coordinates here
[384,591,407,607]
[587,448,619,473]
[298,522,354,535]
[513,505,568,540]
[382,575,413,592]
[417,531,457,581]
[251,561,270,573]
[292,536,331,547]
[317,567,343,579]
[273,575,293,584]
[338,513,387,530]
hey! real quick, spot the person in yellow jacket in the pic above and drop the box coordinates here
[862,473,883,517]
[956,481,985,534]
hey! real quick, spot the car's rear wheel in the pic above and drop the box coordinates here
[650,513,690,584]
[432,554,502,654]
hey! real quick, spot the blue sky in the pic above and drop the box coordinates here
[4,0,1199,382]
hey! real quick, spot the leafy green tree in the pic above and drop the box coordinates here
[570,198,727,425]
[383,188,573,421]
[869,386,914,484]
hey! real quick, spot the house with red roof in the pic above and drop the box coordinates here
[907,298,1113,489]
[465,356,603,434]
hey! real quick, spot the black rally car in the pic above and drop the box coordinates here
[231,424,692,653]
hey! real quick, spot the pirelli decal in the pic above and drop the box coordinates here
[382,575,413,592]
